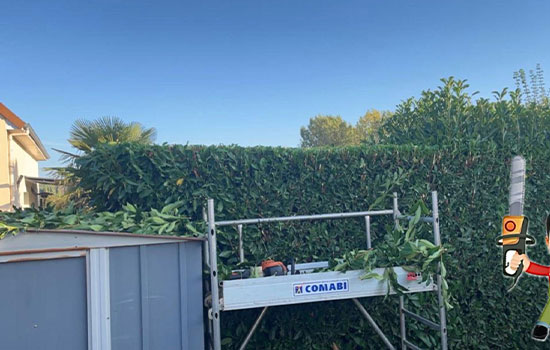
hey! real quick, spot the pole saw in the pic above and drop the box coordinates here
[496,155,536,292]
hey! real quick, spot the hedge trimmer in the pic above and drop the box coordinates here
[496,156,535,292]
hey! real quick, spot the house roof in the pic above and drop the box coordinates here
[21,176,62,185]
[0,102,50,160]
[0,103,25,129]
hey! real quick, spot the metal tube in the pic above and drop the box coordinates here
[431,191,448,350]
[238,307,269,350]
[392,192,399,228]
[203,207,210,269]
[215,209,394,227]
[238,224,244,263]
[399,296,407,350]
[397,215,434,223]
[402,308,440,330]
[403,340,422,350]
[207,199,222,350]
[203,241,210,269]
[432,191,441,246]
[365,216,372,249]
[352,298,396,350]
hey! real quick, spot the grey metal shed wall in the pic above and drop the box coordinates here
[0,257,88,350]
[109,241,204,350]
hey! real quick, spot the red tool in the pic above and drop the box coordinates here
[261,260,288,276]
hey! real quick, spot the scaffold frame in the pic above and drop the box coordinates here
[205,191,448,350]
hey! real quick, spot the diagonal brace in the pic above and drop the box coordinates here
[238,306,269,350]
[352,298,396,350]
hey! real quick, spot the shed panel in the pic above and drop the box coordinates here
[109,241,204,350]
[179,240,205,349]
[146,244,183,349]
[0,257,88,350]
[109,246,143,350]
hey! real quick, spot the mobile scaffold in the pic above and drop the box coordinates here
[205,191,448,350]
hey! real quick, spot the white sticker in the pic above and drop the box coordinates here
[293,279,349,296]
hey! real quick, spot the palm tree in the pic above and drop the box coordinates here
[53,116,156,163]
[68,116,156,153]
[48,117,156,208]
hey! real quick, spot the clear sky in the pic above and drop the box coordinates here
[1,0,549,171]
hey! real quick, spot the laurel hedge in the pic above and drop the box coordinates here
[68,138,550,349]
[68,77,550,349]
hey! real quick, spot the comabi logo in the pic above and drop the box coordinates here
[293,279,349,296]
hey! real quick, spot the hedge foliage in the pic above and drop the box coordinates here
[0,202,200,239]
[69,78,550,349]
[69,142,546,349]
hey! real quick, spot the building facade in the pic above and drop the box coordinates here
[0,103,49,211]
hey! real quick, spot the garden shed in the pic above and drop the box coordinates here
[0,229,204,350]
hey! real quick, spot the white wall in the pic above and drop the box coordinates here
[10,138,39,208]
[0,119,10,211]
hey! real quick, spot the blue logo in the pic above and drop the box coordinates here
[293,279,349,296]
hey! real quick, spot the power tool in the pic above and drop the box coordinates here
[496,156,536,291]
[261,259,288,276]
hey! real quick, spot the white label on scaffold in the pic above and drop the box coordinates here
[293,279,349,296]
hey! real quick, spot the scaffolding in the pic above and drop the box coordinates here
[206,191,448,350]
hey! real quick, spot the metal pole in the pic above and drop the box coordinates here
[352,298,396,350]
[432,191,441,246]
[238,224,244,263]
[431,191,448,350]
[207,199,222,350]
[365,216,372,249]
[392,192,399,229]
[399,296,407,350]
[238,307,269,350]
[203,207,210,269]
[215,209,394,227]
[397,215,434,223]
[401,308,440,330]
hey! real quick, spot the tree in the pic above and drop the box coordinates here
[376,76,550,152]
[356,109,392,144]
[513,64,549,105]
[300,115,358,147]
[300,111,392,147]
[68,116,156,153]
[48,116,156,208]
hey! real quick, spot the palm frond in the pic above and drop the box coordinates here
[68,116,156,153]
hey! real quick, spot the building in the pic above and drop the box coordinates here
[0,103,50,211]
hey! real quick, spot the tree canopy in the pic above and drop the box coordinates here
[300,115,357,147]
[376,76,550,151]
[68,116,156,153]
[300,110,391,147]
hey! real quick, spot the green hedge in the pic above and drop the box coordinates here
[71,141,550,349]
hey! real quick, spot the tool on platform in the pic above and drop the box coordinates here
[261,259,288,276]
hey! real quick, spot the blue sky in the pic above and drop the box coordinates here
[1,0,549,171]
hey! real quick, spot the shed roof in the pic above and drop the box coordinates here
[0,229,204,259]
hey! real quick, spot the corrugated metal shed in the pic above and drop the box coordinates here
[0,229,205,350]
